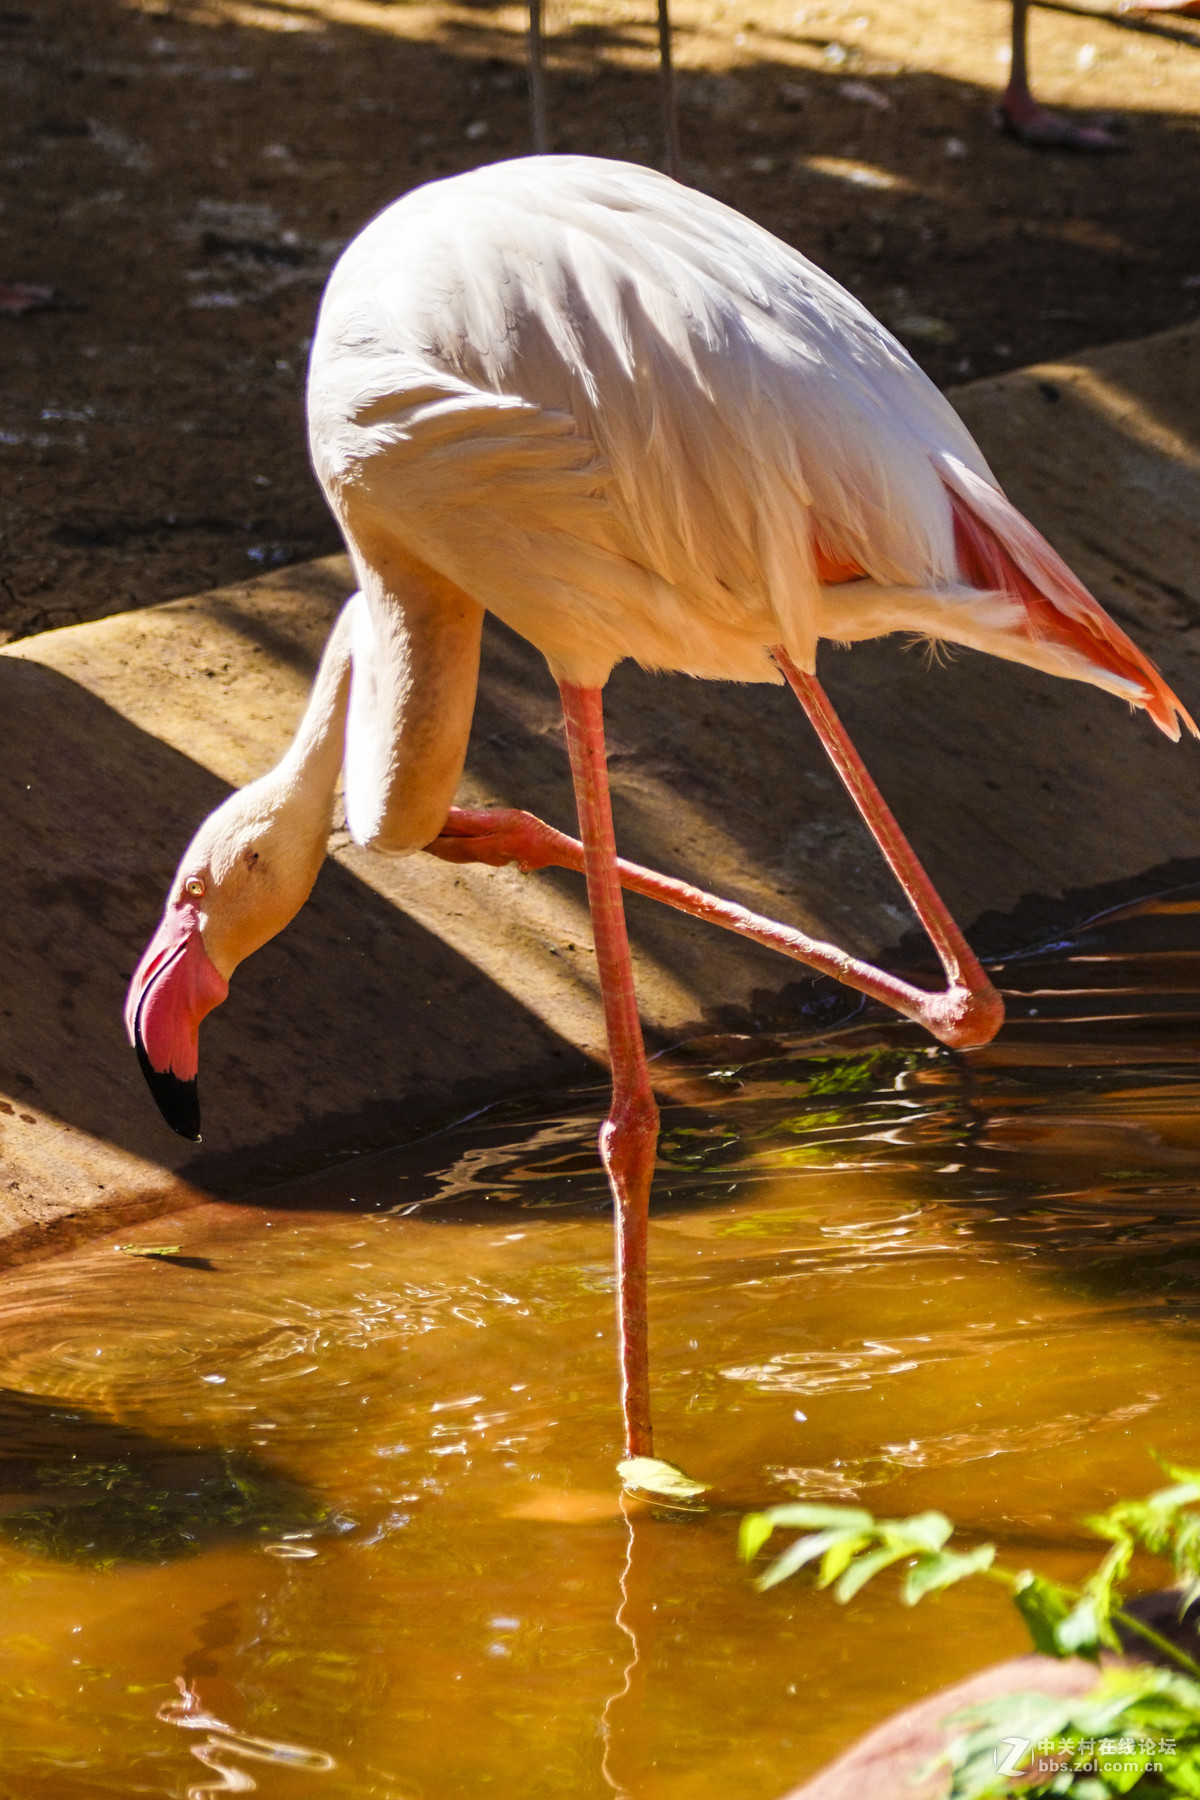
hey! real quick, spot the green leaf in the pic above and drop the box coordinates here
[1088,1465,1200,1572]
[818,1532,872,1588]
[742,1459,1200,1701]
[1011,1571,1076,1658]
[1171,1758,1200,1800]
[1085,1539,1133,1623]
[881,1510,954,1554]
[115,1244,183,1258]
[1173,1516,1200,1585]
[1153,1453,1200,1490]
[968,1705,1095,1795]
[1053,1594,1104,1658]
[938,1664,1200,1798]
[747,1503,875,1533]
[738,1513,777,1563]
[902,1544,995,1606]
[936,1690,1081,1800]
[757,1528,864,1592]
[617,1458,708,1505]
[833,1543,911,1603]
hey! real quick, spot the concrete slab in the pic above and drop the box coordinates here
[2,322,1199,1262]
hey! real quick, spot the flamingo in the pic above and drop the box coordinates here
[125,156,1193,1466]
[998,0,1128,149]
[525,0,679,175]
[996,0,1200,150]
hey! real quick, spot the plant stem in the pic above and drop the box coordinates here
[974,1561,1200,1678]
[1112,1608,1200,1682]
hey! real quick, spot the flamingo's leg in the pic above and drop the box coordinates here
[429,801,1001,1047]
[997,0,1126,148]
[527,0,549,153]
[771,649,1003,1045]
[559,680,659,1459]
[656,0,681,179]
[426,694,1003,1051]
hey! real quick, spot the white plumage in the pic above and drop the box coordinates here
[307,155,1181,718]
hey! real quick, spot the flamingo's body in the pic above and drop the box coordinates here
[309,157,1181,719]
[126,156,1193,1462]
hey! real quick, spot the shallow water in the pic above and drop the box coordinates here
[5,889,1200,1799]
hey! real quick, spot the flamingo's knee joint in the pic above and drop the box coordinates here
[927,983,1005,1050]
[601,1089,660,1200]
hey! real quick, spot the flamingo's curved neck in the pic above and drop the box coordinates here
[273,596,357,820]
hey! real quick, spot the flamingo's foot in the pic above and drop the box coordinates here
[423,805,582,873]
[0,282,82,317]
[1121,0,1200,15]
[994,98,1127,151]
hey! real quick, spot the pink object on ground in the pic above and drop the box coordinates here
[0,282,79,316]
[780,1655,1102,1800]
[997,0,1128,149]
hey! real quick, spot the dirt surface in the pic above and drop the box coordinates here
[2,0,1200,637]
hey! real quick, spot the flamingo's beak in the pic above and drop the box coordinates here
[124,903,228,1141]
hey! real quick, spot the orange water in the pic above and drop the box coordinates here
[3,890,1200,1799]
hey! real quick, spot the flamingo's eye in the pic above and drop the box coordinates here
[184,877,206,899]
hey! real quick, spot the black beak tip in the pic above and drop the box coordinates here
[134,1032,202,1142]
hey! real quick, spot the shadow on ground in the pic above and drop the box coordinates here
[0,651,589,1192]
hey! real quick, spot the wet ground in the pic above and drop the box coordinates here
[2,888,1200,1796]
[3,0,1200,639]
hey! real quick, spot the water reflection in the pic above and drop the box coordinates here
[158,1678,335,1799]
[0,1387,332,1565]
[1,888,1200,1794]
[600,1501,642,1800]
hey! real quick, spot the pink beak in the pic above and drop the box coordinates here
[124,901,228,1141]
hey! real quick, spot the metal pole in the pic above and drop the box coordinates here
[528,0,550,153]
[656,0,680,178]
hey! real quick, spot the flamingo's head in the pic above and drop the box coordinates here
[125,780,330,1140]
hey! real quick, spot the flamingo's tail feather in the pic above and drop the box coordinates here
[934,451,1196,743]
